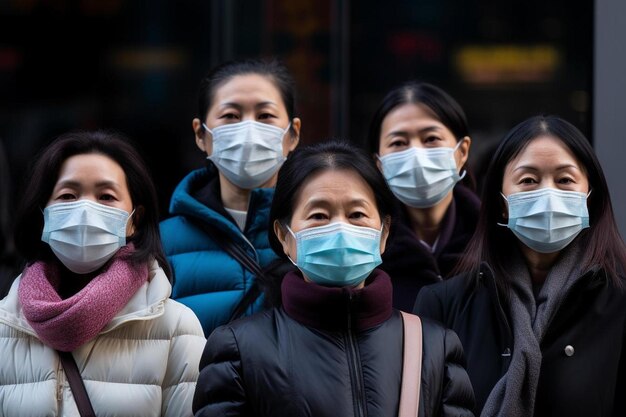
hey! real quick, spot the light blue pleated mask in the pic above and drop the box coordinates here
[286,222,383,287]
[379,139,466,208]
[501,188,590,253]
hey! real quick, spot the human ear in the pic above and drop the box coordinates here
[456,136,471,169]
[273,220,292,258]
[127,205,144,237]
[193,118,210,154]
[285,117,301,153]
[379,215,392,254]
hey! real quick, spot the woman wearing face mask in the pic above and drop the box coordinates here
[414,115,626,416]
[367,81,479,312]
[0,131,205,416]
[192,141,475,417]
[160,59,301,336]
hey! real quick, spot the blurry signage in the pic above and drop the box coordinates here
[455,44,560,85]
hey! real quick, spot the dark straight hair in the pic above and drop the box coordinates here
[197,58,298,138]
[268,140,397,259]
[366,81,473,189]
[456,115,626,289]
[14,130,172,280]
[367,81,469,153]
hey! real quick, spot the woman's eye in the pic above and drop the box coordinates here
[389,139,406,148]
[424,135,441,144]
[58,193,76,200]
[99,194,116,201]
[349,211,366,219]
[220,113,239,120]
[258,113,276,120]
[520,177,537,184]
[558,177,575,184]
[308,213,327,220]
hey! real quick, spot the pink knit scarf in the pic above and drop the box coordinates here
[18,246,148,352]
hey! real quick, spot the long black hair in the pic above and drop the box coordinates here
[14,130,172,280]
[456,115,626,289]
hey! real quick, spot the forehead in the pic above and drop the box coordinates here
[213,73,283,105]
[56,153,127,183]
[507,135,583,169]
[382,103,447,130]
[294,169,377,207]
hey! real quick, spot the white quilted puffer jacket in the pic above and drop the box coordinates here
[0,260,206,417]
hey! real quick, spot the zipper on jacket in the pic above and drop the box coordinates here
[345,292,367,417]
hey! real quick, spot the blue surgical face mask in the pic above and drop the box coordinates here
[502,188,590,253]
[42,200,132,274]
[203,120,291,189]
[286,222,383,287]
[379,139,466,208]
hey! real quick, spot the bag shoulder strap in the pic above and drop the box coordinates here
[187,216,264,322]
[399,311,423,417]
[57,350,96,417]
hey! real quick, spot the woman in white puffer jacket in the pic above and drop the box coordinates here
[0,130,205,417]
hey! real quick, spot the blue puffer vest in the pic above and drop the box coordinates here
[160,167,278,337]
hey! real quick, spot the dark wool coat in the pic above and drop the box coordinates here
[382,185,480,312]
[193,270,475,417]
[414,263,626,416]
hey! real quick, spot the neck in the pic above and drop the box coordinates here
[57,269,98,299]
[218,172,278,211]
[519,244,560,285]
[406,192,453,245]
[219,175,251,211]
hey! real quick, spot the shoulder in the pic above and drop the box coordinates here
[414,272,483,325]
[453,184,480,212]
[168,168,212,205]
[201,309,279,363]
[420,317,465,359]
[161,299,206,338]
[416,273,475,305]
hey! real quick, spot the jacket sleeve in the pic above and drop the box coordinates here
[413,284,446,324]
[440,328,475,417]
[192,325,248,416]
[161,304,207,417]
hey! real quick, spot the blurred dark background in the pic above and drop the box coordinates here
[2,0,616,290]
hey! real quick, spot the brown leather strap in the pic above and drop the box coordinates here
[57,350,96,417]
[399,311,423,417]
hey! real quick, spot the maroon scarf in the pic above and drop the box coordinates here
[281,269,393,331]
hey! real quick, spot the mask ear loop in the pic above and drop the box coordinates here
[454,138,468,180]
[283,122,292,136]
[497,193,509,227]
[283,224,298,266]
[201,123,213,136]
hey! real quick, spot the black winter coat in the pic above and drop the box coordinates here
[382,185,480,312]
[193,270,475,417]
[414,263,626,417]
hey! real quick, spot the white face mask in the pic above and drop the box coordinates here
[379,140,465,208]
[204,120,291,189]
[41,200,132,274]
[502,188,590,253]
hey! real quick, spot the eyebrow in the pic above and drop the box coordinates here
[54,180,121,189]
[303,197,372,209]
[513,164,580,172]
[218,101,279,110]
[385,125,443,140]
